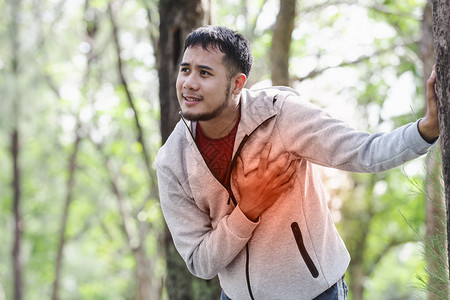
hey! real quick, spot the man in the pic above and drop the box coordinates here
[155,26,439,299]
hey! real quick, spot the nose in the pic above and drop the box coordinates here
[183,74,199,91]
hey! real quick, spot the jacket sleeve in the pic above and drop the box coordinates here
[155,160,259,279]
[276,95,433,173]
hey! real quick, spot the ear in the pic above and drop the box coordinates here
[232,73,247,95]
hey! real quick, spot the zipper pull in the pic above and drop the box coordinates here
[227,190,237,206]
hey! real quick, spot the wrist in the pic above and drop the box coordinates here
[418,118,439,143]
[239,204,259,222]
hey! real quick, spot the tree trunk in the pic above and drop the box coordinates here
[98,143,162,300]
[52,128,82,300]
[10,0,23,298]
[270,0,296,86]
[346,204,370,300]
[431,0,450,278]
[421,1,449,298]
[11,129,22,300]
[157,1,221,299]
[52,2,95,298]
[158,0,210,143]
[350,265,364,300]
[424,147,448,298]
[108,2,161,298]
[106,156,157,300]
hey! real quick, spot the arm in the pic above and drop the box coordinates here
[276,89,435,173]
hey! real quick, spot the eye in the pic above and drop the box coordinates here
[200,70,212,76]
[180,67,190,74]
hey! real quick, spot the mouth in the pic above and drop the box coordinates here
[183,94,202,102]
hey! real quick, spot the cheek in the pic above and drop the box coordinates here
[175,76,182,90]
[175,77,184,97]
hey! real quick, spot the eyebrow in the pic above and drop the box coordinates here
[179,62,214,71]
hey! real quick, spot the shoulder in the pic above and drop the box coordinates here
[244,86,301,103]
[243,86,329,126]
[240,86,303,117]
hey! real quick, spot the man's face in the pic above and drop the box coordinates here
[176,45,234,121]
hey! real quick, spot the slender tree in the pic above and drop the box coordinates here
[9,0,23,298]
[431,0,450,278]
[270,0,296,86]
[51,1,94,297]
[52,123,82,300]
[97,143,160,300]
[108,1,161,298]
[11,129,22,300]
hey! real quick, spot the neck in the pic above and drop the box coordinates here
[199,103,240,139]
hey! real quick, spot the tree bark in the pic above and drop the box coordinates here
[158,0,210,143]
[270,0,296,86]
[421,1,449,298]
[431,0,450,278]
[157,1,221,299]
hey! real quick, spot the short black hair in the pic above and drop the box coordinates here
[184,26,253,78]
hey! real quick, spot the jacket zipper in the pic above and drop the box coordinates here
[245,244,255,300]
[180,111,250,207]
[180,110,278,299]
[225,134,250,206]
[291,222,319,278]
[221,117,275,299]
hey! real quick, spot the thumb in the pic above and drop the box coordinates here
[236,156,244,176]
[233,157,244,188]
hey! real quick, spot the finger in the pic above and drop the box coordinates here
[258,142,272,171]
[428,69,436,87]
[273,168,296,193]
[271,153,289,172]
[426,70,437,105]
[273,160,297,186]
[280,165,297,189]
[236,156,245,178]
[432,65,437,94]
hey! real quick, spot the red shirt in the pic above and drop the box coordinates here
[195,119,239,188]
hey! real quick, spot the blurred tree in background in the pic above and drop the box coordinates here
[0,0,447,299]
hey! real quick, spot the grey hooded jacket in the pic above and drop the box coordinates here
[155,87,432,299]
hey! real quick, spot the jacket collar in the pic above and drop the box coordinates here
[181,86,296,144]
[237,88,278,136]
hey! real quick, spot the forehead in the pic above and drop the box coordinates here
[181,45,226,67]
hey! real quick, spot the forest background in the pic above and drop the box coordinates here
[1,0,447,299]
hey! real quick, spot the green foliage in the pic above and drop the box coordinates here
[0,0,440,299]
[1,0,162,299]
[285,0,434,298]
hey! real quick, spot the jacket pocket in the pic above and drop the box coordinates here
[291,222,319,278]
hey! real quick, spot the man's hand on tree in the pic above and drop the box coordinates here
[419,66,440,143]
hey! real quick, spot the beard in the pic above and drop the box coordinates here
[181,80,232,122]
